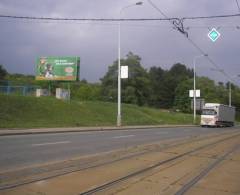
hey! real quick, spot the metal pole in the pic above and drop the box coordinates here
[117,19,121,127]
[68,82,71,100]
[229,81,231,106]
[117,2,143,127]
[211,69,236,107]
[193,59,196,124]
[193,54,207,124]
[7,85,10,95]
[23,86,27,96]
[48,82,51,96]
[229,74,240,106]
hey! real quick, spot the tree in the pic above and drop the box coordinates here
[148,66,165,107]
[165,63,193,107]
[71,81,101,101]
[174,76,231,112]
[148,63,193,108]
[0,65,7,80]
[101,52,150,106]
[174,79,192,112]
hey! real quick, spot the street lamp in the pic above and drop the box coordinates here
[193,54,207,124]
[211,69,240,106]
[117,2,143,127]
[229,74,240,106]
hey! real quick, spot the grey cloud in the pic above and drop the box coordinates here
[0,0,239,85]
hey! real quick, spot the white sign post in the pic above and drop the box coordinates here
[56,88,70,100]
[189,90,200,98]
[189,89,201,124]
[121,66,128,79]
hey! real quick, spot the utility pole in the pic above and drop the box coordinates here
[193,54,207,124]
[117,2,143,126]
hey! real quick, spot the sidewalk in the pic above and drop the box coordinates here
[0,125,196,136]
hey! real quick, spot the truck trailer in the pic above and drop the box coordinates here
[201,103,235,127]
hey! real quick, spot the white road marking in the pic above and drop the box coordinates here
[155,132,169,135]
[32,141,71,146]
[113,135,135,139]
[183,129,191,132]
[77,132,94,135]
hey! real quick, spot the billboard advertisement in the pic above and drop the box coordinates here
[36,57,80,81]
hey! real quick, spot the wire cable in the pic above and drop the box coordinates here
[236,0,240,13]
[147,0,237,83]
[0,17,240,31]
[0,5,239,82]
[183,13,240,20]
[0,13,239,22]
[0,15,174,22]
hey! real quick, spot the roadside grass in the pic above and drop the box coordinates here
[0,94,197,128]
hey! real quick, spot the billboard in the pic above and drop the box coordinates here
[36,57,80,81]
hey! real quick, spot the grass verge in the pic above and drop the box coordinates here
[0,94,197,128]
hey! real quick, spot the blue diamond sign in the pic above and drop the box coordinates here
[208,28,221,42]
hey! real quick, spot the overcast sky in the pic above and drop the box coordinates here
[0,0,240,85]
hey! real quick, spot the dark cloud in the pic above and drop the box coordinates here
[0,0,239,85]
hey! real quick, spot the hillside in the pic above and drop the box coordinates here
[0,94,196,128]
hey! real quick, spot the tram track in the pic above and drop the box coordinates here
[174,143,240,195]
[79,131,240,195]
[0,131,225,190]
[0,130,239,194]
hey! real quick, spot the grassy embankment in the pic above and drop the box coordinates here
[0,94,197,128]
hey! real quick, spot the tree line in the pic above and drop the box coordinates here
[0,52,240,117]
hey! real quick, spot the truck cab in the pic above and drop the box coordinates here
[201,103,235,127]
[201,107,218,127]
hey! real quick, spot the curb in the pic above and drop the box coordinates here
[0,125,197,136]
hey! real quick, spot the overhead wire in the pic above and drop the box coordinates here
[183,13,240,20]
[0,13,239,22]
[0,17,239,31]
[0,14,174,21]
[235,0,240,13]
[0,6,239,82]
[1,16,240,33]
[147,0,238,83]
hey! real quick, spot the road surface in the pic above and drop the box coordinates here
[0,126,236,170]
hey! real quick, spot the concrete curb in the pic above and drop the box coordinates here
[0,125,197,136]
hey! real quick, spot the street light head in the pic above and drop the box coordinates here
[204,54,208,57]
[136,2,143,5]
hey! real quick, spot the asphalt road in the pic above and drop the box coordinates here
[0,126,237,170]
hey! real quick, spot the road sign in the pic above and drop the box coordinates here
[189,90,200,98]
[208,28,221,42]
[191,99,205,110]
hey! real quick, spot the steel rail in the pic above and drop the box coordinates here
[0,130,238,191]
[175,144,240,195]
[80,132,240,195]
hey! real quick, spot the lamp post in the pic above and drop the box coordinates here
[117,2,143,127]
[229,74,240,106]
[193,54,207,124]
[211,69,240,106]
[229,81,232,106]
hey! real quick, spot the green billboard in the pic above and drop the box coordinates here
[36,57,80,81]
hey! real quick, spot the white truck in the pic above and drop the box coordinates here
[201,103,235,127]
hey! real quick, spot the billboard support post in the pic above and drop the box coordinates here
[48,82,51,95]
[68,82,71,100]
